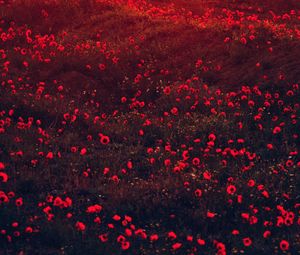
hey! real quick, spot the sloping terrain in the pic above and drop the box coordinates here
[0,1,299,254]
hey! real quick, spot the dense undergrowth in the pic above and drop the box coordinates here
[0,0,299,254]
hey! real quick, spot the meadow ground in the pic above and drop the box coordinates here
[0,0,299,254]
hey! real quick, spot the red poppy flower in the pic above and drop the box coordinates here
[117,235,126,243]
[215,241,226,251]
[192,157,200,166]
[70,146,77,153]
[207,211,216,218]
[86,204,102,213]
[135,229,147,239]
[273,126,281,134]
[163,86,171,95]
[232,230,239,235]
[262,190,269,198]
[226,185,236,195]
[285,160,294,167]
[80,148,87,155]
[98,63,106,70]
[124,228,132,236]
[203,171,211,180]
[195,189,202,197]
[53,197,63,207]
[243,237,252,247]
[113,214,121,221]
[150,234,159,241]
[100,135,110,145]
[98,234,108,242]
[12,222,19,228]
[75,221,86,231]
[197,238,205,246]
[263,230,271,238]
[279,240,289,251]
[247,179,255,187]
[172,243,182,250]
[46,152,53,159]
[164,159,171,167]
[208,133,216,141]
[121,241,130,250]
[13,231,20,237]
[124,215,132,222]
[0,172,8,182]
[171,107,178,115]
[111,175,119,183]
[15,198,23,207]
[7,192,15,198]
[240,37,247,44]
[187,235,193,242]
[127,161,133,169]
[168,231,177,239]
[25,227,33,233]
[237,195,243,203]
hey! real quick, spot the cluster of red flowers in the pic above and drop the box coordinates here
[0,0,299,254]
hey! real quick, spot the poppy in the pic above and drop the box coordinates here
[98,63,106,70]
[232,230,239,235]
[208,133,216,141]
[197,239,205,246]
[13,231,20,237]
[273,126,281,134]
[195,189,202,197]
[121,241,130,250]
[285,160,293,167]
[86,204,102,213]
[163,86,171,95]
[168,231,177,239]
[15,198,23,207]
[12,222,18,228]
[263,230,271,238]
[125,228,132,236]
[25,227,33,233]
[192,157,200,166]
[100,135,110,145]
[80,148,87,155]
[124,215,132,222]
[243,237,252,247]
[172,243,182,250]
[247,179,255,187]
[53,197,63,207]
[150,234,159,241]
[226,185,236,195]
[117,235,126,243]
[171,107,178,115]
[98,234,108,242]
[46,152,53,159]
[7,192,15,198]
[0,172,8,182]
[207,211,216,218]
[203,171,211,180]
[127,161,133,169]
[113,214,121,221]
[279,240,289,251]
[187,235,193,242]
[75,221,86,232]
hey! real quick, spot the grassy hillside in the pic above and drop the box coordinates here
[0,1,299,254]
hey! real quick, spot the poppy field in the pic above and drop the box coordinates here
[0,0,299,254]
